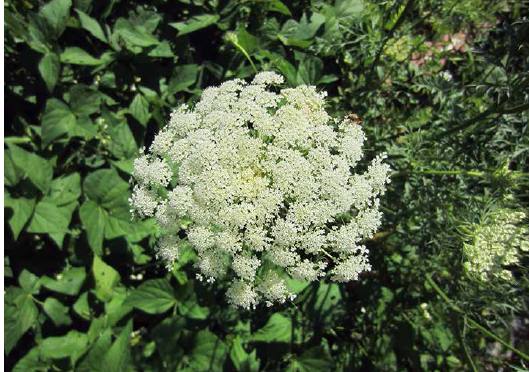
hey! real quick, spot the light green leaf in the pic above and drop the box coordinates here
[27,200,72,234]
[4,287,39,355]
[41,98,76,147]
[252,313,291,343]
[129,93,150,125]
[169,64,198,94]
[8,144,53,193]
[92,255,120,302]
[4,148,25,187]
[41,267,86,296]
[267,0,292,15]
[39,52,60,92]
[4,193,36,240]
[13,347,51,372]
[40,0,72,38]
[188,330,228,372]
[76,9,107,42]
[47,173,81,206]
[124,279,177,314]
[169,14,219,36]
[79,200,106,255]
[147,41,174,57]
[43,298,72,326]
[73,292,91,320]
[102,320,133,372]
[61,47,107,65]
[114,18,159,47]
[39,330,88,364]
[107,120,138,159]
[77,329,112,372]
[105,286,132,326]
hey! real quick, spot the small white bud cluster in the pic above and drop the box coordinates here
[129,72,390,309]
[463,209,529,281]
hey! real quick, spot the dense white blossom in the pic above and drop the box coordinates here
[130,72,390,308]
[463,209,529,281]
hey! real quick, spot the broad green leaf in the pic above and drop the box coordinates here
[41,267,86,296]
[39,330,88,364]
[76,9,107,42]
[43,298,72,326]
[38,52,60,92]
[252,313,292,343]
[297,57,323,85]
[237,29,257,54]
[129,93,150,126]
[73,292,91,320]
[41,98,76,147]
[77,329,112,372]
[46,201,77,246]
[13,347,51,372]
[169,14,219,36]
[169,64,198,94]
[187,330,228,372]
[84,169,129,207]
[19,269,41,294]
[114,18,159,47]
[230,336,260,372]
[69,85,102,116]
[124,279,177,314]
[102,320,133,372]
[4,287,39,355]
[8,144,53,193]
[27,200,72,234]
[92,255,120,302]
[267,0,292,15]
[286,346,333,372]
[107,120,138,159]
[4,148,25,186]
[61,47,107,65]
[40,0,72,38]
[79,200,106,255]
[147,41,174,57]
[4,193,36,240]
[47,173,81,206]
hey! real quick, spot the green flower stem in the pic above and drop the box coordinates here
[232,40,258,73]
[425,273,529,362]
[320,248,335,261]
[4,136,31,144]
[392,170,485,177]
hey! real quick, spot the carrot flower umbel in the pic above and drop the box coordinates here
[129,72,390,309]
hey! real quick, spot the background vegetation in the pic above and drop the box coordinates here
[4,0,529,371]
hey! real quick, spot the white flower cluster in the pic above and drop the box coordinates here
[129,72,390,309]
[463,209,529,281]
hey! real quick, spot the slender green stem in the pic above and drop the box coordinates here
[5,136,32,144]
[233,41,258,73]
[320,248,335,261]
[425,273,529,362]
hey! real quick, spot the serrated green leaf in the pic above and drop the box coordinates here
[41,98,76,147]
[41,267,86,296]
[39,330,88,364]
[7,144,53,193]
[4,287,39,355]
[169,64,198,94]
[129,93,150,125]
[4,192,36,240]
[43,298,72,326]
[92,255,120,302]
[252,313,292,343]
[170,14,219,36]
[124,279,177,314]
[40,0,72,38]
[61,47,107,65]
[187,330,228,372]
[76,9,107,42]
[38,52,60,92]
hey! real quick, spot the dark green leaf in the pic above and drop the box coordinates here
[169,64,198,94]
[124,279,177,314]
[41,98,76,147]
[19,269,41,294]
[230,336,260,372]
[286,346,333,372]
[114,18,160,47]
[4,287,39,355]
[80,200,106,255]
[76,9,107,42]
[39,330,88,364]
[129,93,150,126]
[252,313,292,343]
[102,320,133,372]
[188,330,228,372]
[61,47,107,65]
[27,200,72,234]
[8,144,53,193]
[40,0,72,38]
[43,298,72,326]
[47,173,81,206]
[4,148,25,187]
[4,192,36,240]
[77,329,112,372]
